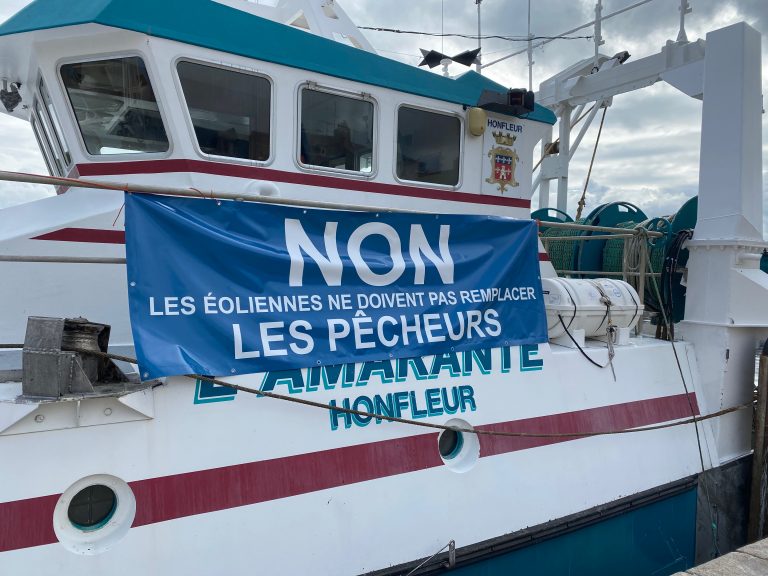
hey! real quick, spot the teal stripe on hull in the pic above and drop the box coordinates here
[451,488,697,576]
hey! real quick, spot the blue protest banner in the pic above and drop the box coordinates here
[125,193,546,379]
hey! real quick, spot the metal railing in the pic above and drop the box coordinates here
[539,220,663,305]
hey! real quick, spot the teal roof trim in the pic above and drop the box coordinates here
[0,0,556,125]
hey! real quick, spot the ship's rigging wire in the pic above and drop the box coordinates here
[532,104,597,173]
[575,106,608,221]
[481,0,657,69]
[358,27,593,42]
[0,344,751,441]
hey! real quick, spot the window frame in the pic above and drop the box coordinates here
[38,78,72,169]
[295,82,378,179]
[32,98,66,177]
[56,51,175,161]
[30,110,58,177]
[393,103,464,190]
[173,57,275,166]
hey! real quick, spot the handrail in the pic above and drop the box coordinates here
[542,233,636,241]
[0,255,125,264]
[557,270,660,277]
[0,170,427,214]
[539,225,664,306]
[539,220,663,237]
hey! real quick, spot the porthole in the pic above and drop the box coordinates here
[438,418,480,473]
[438,429,464,460]
[68,484,117,531]
[54,474,135,555]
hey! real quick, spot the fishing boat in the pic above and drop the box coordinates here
[0,0,765,574]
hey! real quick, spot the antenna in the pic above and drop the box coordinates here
[476,0,483,74]
[677,0,692,42]
[527,0,534,91]
[441,0,445,54]
[593,0,605,71]
[481,0,654,71]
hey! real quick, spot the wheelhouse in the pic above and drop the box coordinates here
[0,0,555,218]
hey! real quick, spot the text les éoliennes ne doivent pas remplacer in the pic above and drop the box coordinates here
[125,195,548,428]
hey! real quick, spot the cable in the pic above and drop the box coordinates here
[557,314,609,370]
[376,49,423,60]
[645,245,722,557]
[575,106,608,221]
[532,104,597,173]
[358,27,592,42]
[481,0,657,70]
[405,541,452,576]
[660,229,693,341]
[3,344,750,441]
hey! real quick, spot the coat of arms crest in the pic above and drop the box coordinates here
[486,132,520,194]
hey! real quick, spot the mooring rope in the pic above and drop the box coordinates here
[0,344,751,440]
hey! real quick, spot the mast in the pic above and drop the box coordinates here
[678,0,692,42]
[527,0,533,91]
[475,0,482,74]
[593,0,604,71]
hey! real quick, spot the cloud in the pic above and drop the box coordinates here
[0,115,53,209]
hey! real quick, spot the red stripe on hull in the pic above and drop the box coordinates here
[0,495,59,553]
[32,228,126,244]
[0,393,698,553]
[478,393,700,456]
[75,159,532,209]
[131,433,441,528]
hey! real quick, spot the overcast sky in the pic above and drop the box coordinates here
[0,0,765,234]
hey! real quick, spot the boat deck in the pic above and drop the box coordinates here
[673,538,768,575]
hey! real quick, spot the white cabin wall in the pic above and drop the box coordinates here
[13,24,549,220]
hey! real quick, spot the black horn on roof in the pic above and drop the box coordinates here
[419,47,481,69]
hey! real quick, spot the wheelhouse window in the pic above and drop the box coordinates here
[300,88,373,173]
[30,114,57,177]
[177,62,271,161]
[60,57,169,155]
[39,80,72,167]
[396,106,460,186]
[33,101,65,176]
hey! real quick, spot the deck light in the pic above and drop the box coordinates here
[477,88,535,116]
